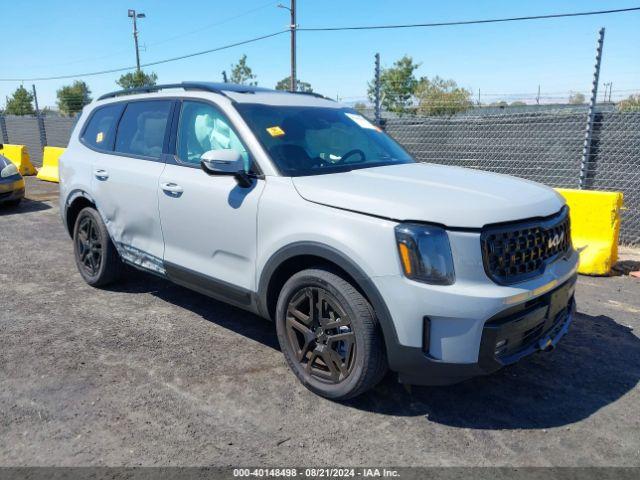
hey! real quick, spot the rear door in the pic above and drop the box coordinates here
[88,99,173,274]
[158,99,265,302]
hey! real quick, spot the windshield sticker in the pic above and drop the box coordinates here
[345,113,380,131]
[96,131,104,143]
[266,126,285,137]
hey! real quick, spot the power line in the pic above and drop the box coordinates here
[298,6,640,31]
[0,30,288,82]
[146,0,277,48]
[2,6,639,82]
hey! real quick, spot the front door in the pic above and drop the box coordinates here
[158,100,265,303]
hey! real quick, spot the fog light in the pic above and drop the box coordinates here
[495,339,508,356]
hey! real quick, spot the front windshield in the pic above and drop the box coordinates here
[236,104,414,176]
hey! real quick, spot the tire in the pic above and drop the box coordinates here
[73,207,122,287]
[275,268,387,400]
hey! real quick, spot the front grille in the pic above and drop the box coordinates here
[481,206,571,285]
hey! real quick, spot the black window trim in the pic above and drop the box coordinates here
[167,98,264,177]
[79,97,176,164]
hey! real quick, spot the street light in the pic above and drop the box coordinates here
[277,1,296,92]
[128,9,146,72]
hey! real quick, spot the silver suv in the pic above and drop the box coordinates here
[59,82,578,399]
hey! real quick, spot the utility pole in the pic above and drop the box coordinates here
[608,82,613,102]
[477,88,481,106]
[579,27,605,190]
[536,85,541,105]
[222,71,228,83]
[278,1,297,91]
[128,9,146,72]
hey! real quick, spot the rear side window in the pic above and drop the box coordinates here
[81,103,124,151]
[114,100,172,159]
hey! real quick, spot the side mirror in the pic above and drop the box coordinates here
[200,149,252,188]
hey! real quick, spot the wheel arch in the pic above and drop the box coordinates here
[257,241,400,358]
[64,190,97,237]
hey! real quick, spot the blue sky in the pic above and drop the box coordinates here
[1,0,639,108]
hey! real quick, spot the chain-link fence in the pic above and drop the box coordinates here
[0,114,77,165]
[0,105,638,245]
[384,107,640,245]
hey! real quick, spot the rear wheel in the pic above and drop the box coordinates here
[73,207,122,287]
[276,268,387,400]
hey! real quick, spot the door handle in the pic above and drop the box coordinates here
[93,169,109,180]
[160,182,184,194]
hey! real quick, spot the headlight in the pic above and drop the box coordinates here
[1,162,19,178]
[395,224,455,285]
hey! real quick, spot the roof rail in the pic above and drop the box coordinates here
[289,91,336,101]
[97,82,229,101]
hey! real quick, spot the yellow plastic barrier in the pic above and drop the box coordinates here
[36,146,65,183]
[0,144,36,176]
[556,188,624,275]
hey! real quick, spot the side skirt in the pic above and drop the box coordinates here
[164,262,260,314]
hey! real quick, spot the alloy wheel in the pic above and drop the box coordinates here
[285,287,356,383]
[76,215,102,277]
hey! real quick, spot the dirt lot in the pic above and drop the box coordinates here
[1,177,639,467]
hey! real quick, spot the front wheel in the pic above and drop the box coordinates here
[275,268,387,400]
[73,207,122,287]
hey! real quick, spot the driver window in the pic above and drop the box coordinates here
[176,101,250,170]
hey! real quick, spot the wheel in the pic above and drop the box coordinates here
[73,207,122,287]
[275,268,387,400]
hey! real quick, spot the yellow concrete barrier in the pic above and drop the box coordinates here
[36,146,65,183]
[556,188,624,275]
[0,144,36,176]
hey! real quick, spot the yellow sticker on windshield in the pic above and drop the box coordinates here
[96,131,104,143]
[266,126,285,137]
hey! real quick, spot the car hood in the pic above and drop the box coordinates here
[291,163,565,228]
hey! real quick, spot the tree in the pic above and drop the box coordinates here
[569,92,586,105]
[353,102,367,113]
[367,55,420,114]
[510,101,527,107]
[415,76,472,116]
[275,76,313,92]
[617,94,640,112]
[116,70,158,89]
[230,55,257,85]
[5,85,35,115]
[56,80,92,116]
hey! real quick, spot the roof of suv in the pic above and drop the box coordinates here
[97,81,340,108]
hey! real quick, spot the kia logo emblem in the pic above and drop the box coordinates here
[548,231,565,249]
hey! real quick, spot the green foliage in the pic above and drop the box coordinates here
[368,55,420,114]
[56,80,92,116]
[415,76,472,116]
[353,102,367,113]
[116,70,158,89]
[617,94,640,112]
[5,85,35,115]
[510,101,527,106]
[569,92,586,105]
[275,76,313,92]
[230,55,257,86]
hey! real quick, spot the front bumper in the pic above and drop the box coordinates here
[389,275,577,385]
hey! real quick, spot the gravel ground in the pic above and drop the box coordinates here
[1,177,639,467]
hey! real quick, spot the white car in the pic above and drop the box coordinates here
[59,82,578,399]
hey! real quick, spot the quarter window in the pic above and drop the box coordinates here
[81,103,124,151]
[176,101,250,171]
[114,101,172,159]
